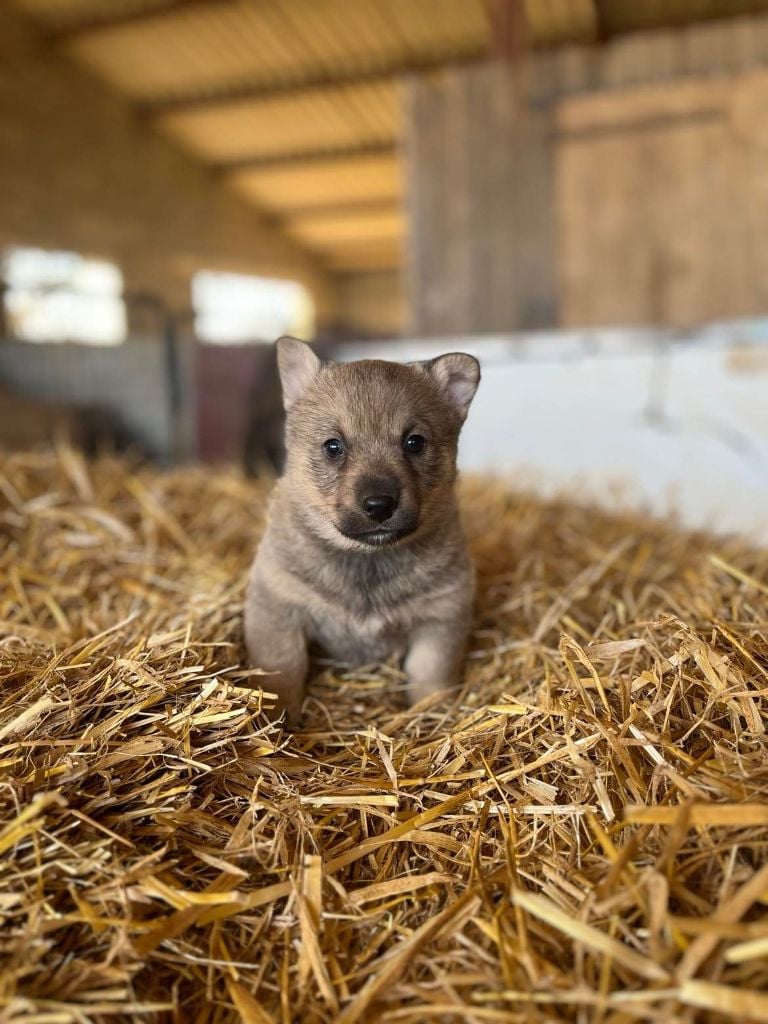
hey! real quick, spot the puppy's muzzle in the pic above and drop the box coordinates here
[358,476,400,524]
[362,492,398,524]
[335,475,416,545]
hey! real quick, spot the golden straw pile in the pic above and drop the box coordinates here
[1,448,767,1024]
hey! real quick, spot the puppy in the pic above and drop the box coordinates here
[244,337,480,725]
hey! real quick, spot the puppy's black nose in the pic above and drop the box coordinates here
[362,493,398,523]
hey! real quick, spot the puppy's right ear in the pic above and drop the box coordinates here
[276,337,321,412]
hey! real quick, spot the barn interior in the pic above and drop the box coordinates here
[2,4,768,1022]
[1,0,767,530]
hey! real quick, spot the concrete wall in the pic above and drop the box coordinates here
[0,6,333,321]
[336,321,768,542]
[0,337,192,460]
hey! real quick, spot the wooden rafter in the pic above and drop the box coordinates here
[276,197,400,219]
[215,141,398,175]
[137,47,488,115]
[487,0,528,59]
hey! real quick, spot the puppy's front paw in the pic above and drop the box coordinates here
[404,624,466,708]
[408,678,454,707]
[279,699,303,731]
[260,680,304,730]
[244,603,307,731]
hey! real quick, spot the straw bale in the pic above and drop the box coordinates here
[0,448,767,1023]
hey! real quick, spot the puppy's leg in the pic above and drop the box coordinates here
[404,622,469,706]
[244,586,307,727]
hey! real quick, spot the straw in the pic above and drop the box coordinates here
[0,447,766,1022]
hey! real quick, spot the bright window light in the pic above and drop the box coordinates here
[2,247,127,345]
[192,270,314,344]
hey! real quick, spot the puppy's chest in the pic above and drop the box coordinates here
[308,607,404,665]
[303,558,429,663]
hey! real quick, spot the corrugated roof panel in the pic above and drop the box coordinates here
[597,0,768,35]
[17,0,768,278]
[286,207,403,248]
[231,152,402,212]
[160,81,399,162]
[18,0,768,65]
[525,0,598,46]
[44,0,490,103]
[15,0,148,22]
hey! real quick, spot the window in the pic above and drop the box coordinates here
[1,247,127,345]
[192,270,314,344]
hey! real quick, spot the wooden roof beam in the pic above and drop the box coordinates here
[276,197,401,219]
[217,141,398,175]
[137,47,488,115]
[487,0,528,59]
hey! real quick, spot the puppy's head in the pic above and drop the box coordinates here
[276,338,480,550]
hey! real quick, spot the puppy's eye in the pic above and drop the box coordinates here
[403,434,426,455]
[322,438,344,459]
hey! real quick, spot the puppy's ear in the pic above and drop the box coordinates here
[276,336,321,412]
[424,352,480,421]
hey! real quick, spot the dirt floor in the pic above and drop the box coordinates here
[1,448,767,1023]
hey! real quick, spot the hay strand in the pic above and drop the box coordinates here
[1,448,767,1022]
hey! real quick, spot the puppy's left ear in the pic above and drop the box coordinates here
[276,336,321,412]
[425,352,480,421]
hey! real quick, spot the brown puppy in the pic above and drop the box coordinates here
[244,337,480,725]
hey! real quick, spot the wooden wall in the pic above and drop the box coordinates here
[405,15,768,333]
[405,64,557,336]
[559,71,768,326]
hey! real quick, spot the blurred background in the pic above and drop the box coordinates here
[1,0,767,537]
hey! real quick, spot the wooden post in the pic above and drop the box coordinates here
[404,61,558,335]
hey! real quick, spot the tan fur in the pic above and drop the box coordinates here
[244,338,480,726]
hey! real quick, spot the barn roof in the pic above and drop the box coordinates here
[12,0,768,274]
